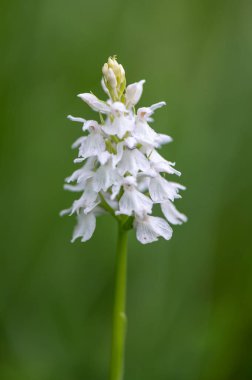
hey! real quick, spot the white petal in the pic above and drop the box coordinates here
[161,201,188,225]
[77,170,94,184]
[147,149,163,163]
[84,156,96,169]
[101,78,110,96]
[149,176,180,202]
[82,180,98,204]
[117,149,150,176]
[125,137,137,149]
[114,117,134,138]
[132,120,157,146]
[77,93,110,114]
[125,80,145,107]
[83,120,100,132]
[79,132,105,159]
[152,161,181,176]
[134,215,172,244]
[155,133,173,147]
[64,183,85,192]
[137,175,151,193]
[72,136,86,149]
[135,190,155,214]
[134,218,159,244]
[98,151,111,165]
[71,213,96,242]
[83,201,100,214]
[169,182,186,191]
[60,207,72,217]
[66,168,84,183]
[110,102,128,114]
[112,141,124,167]
[93,162,120,192]
[149,150,178,174]
[70,195,86,214]
[74,157,85,163]
[149,101,166,111]
[102,122,118,136]
[67,115,86,124]
[123,176,137,187]
[103,116,134,139]
[66,157,95,183]
[117,189,152,216]
[149,215,173,240]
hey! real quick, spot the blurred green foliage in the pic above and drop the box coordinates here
[1,0,252,379]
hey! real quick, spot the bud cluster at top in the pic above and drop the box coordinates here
[61,57,187,244]
[102,56,126,102]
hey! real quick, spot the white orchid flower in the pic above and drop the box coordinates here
[61,57,187,244]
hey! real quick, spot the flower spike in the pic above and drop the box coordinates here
[61,56,187,244]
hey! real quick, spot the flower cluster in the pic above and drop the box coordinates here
[61,57,187,244]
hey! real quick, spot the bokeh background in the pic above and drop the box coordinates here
[1,0,252,379]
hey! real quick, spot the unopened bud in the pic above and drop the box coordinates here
[102,56,126,101]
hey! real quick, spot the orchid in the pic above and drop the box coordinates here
[62,56,187,245]
[61,56,187,380]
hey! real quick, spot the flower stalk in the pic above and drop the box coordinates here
[110,225,128,380]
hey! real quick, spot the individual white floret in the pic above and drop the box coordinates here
[149,174,185,203]
[93,159,121,192]
[65,157,96,184]
[78,179,99,206]
[148,150,180,176]
[116,176,152,216]
[117,148,150,176]
[132,102,172,148]
[60,193,99,216]
[62,56,187,244]
[102,102,134,138]
[78,121,106,160]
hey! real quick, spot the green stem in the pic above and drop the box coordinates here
[109,225,128,380]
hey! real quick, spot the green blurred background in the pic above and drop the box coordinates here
[1,0,252,379]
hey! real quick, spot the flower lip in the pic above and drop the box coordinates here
[134,214,173,244]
